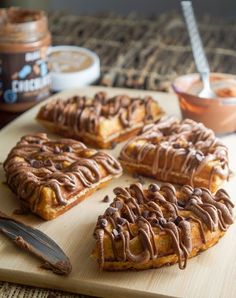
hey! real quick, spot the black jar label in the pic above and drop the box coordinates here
[0,47,51,104]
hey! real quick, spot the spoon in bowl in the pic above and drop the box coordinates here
[181,1,216,98]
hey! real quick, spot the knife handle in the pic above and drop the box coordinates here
[181,1,210,74]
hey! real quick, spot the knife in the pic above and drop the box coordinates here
[0,211,72,275]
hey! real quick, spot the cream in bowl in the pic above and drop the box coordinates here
[50,50,93,73]
[172,73,236,134]
[49,46,100,91]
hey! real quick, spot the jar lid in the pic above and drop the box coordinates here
[0,7,48,43]
[49,46,100,91]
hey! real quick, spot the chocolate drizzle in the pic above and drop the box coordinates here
[38,92,160,134]
[3,133,122,216]
[94,183,234,270]
[120,117,230,190]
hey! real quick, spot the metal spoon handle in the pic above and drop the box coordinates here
[181,1,210,74]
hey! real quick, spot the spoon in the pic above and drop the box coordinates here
[181,1,216,98]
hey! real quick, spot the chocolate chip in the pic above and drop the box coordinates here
[44,159,53,167]
[54,146,61,154]
[62,145,72,152]
[117,217,126,226]
[174,216,184,225]
[102,195,110,203]
[143,210,149,218]
[39,145,46,152]
[117,224,123,232]
[30,159,43,168]
[193,188,202,196]
[114,200,123,209]
[99,218,108,228]
[189,198,199,205]
[148,183,160,193]
[173,143,180,149]
[159,218,167,225]
[178,200,186,208]
[195,150,204,162]
[55,163,63,170]
[112,229,119,238]
[106,206,118,215]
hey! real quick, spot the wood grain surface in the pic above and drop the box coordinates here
[0,86,235,298]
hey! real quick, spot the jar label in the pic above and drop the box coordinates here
[0,48,51,104]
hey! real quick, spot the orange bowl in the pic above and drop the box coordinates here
[172,73,236,134]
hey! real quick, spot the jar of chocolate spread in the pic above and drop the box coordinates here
[0,7,51,112]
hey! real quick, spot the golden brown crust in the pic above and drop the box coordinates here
[92,183,234,271]
[29,176,113,220]
[119,117,230,192]
[37,119,145,149]
[94,230,224,271]
[36,92,164,149]
[119,161,224,193]
[3,133,122,220]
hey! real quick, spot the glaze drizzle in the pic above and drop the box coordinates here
[4,133,122,210]
[120,117,229,189]
[94,183,234,269]
[38,92,160,134]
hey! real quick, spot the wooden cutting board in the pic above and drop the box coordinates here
[0,86,236,298]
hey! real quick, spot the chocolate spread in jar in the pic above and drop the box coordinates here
[0,7,51,112]
[173,73,236,134]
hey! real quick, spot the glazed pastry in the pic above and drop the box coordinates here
[3,133,122,220]
[119,117,230,192]
[36,91,164,149]
[92,183,234,270]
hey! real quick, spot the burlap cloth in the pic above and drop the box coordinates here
[49,11,236,91]
[1,10,235,298]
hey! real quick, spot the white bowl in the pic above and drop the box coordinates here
[49,45,100,91]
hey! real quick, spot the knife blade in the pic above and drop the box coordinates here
[0,211,72,275]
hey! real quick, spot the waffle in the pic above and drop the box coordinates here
[3,133,122,220]
[92,183,234,270]
[36,92,164,149]
[119,117,230,192]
